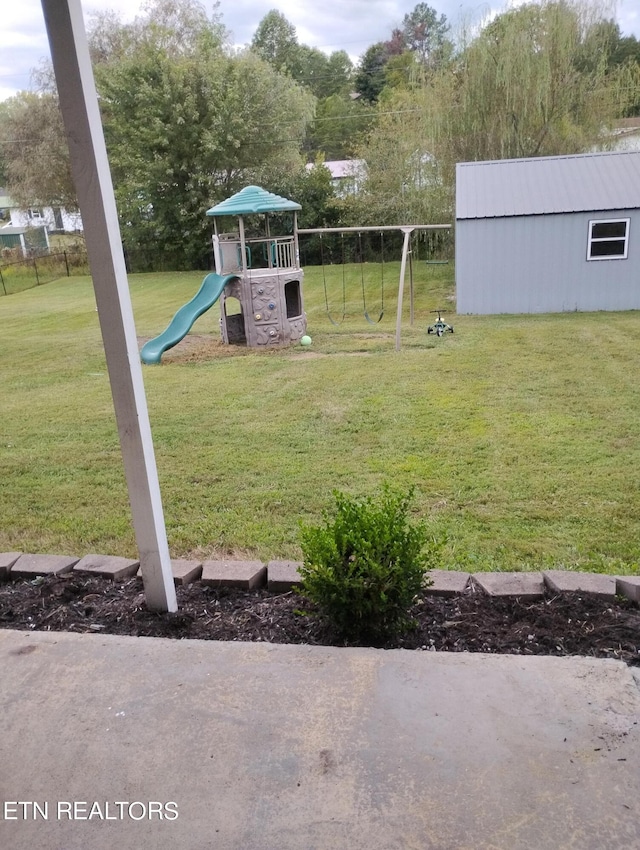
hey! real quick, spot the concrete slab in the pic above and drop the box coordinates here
[617,576,640,603]
[424,569,470,596]
[0,630,639,850]
[544,570,617,600]
[267,560,302,592]
[201,560,266,589]
[74,554,140,581]
[473,571,545,599]
[0,552,21,581]
[10,554,78,579]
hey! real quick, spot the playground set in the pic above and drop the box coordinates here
[141,186,307,365]
[140,186,451,364]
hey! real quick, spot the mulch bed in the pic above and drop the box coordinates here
[1,574,639,666]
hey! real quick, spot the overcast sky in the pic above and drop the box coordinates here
[2,0,639,101]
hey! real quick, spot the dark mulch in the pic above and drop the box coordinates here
[1,574,639,665]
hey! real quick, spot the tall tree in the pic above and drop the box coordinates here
[98,46,313,267]
[448,0,629,161]
[304,94,375,160]
[325,51,355,95]
[355,0,634,225]
[0,0,314,268]
[251,10,300,75]
[402,3,451,69]
[0,92,77,210]
[355,43,390,103]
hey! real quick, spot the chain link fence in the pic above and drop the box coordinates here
[0,249,90,296]
[0,245,213,296]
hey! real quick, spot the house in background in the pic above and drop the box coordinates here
[610,117,640,152]
[455,150,640,314]
[306,160,366,196]
[0,189,83,235]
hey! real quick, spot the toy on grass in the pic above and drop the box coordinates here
[427,309,454,337]
[300,335,312,346]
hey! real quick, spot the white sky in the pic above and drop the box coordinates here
[1,0,639,102]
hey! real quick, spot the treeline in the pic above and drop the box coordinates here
[0,0,639,269]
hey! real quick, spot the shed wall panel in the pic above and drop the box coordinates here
[456,210,640,314]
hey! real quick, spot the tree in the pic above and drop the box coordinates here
[355,43,390,103]
[0,92,77,210]
[325,51,354,96]
[447,0,631,161]
[251,10,300,75]
[296,45,330,98]
[304,94,375,160]
[270,161,340,229]
[402,3,451,69]
[0,0,314,269]
[88,0,227,67]
[580,21,640,115]
[355,0,634,226]
[98,45,313,267]
[296,47,354,100]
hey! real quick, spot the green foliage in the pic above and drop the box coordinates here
[251,10,299,74]
[355,43,390,103]
[0,92,77,210]
[305,95,374,160]
[97,39,313,268]
[402,2,452,69]
[299,487,440,642]
[355,0,634,227]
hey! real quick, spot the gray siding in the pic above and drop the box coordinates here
[456,210,640,314]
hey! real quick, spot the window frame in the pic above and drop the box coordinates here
[587,217,630,261]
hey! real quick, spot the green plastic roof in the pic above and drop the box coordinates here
[206,185,301,217]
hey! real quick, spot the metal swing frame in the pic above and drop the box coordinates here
[297,223,452,351]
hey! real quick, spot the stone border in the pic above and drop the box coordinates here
[0,553,639,603]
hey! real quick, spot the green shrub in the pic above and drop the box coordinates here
[299,486,441,642]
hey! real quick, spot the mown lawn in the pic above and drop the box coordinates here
[1,260,640,574]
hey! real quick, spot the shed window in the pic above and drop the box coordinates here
[587,218,629,260]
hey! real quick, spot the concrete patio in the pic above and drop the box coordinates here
[1,628,639,849]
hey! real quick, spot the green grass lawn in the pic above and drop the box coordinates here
[1,260,640,575]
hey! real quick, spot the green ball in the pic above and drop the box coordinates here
[300,335,312,346]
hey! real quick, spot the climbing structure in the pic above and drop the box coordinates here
[206,186,307,348]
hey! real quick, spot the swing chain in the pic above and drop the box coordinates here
[321,232,346,326]
[361,230,385,325]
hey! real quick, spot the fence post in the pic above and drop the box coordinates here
[0,267,5,295]
[64,250,70,277]
[33,258,41,286]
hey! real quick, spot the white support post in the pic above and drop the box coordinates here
[395,228,413,352]
[238,216,247,273]
[41,0,177,613]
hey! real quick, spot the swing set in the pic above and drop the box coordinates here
[296,224,452,350]
[317,230,386,326]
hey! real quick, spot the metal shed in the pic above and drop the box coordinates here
[455,151,640,314]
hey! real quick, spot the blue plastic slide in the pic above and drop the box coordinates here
[141,272,237,365]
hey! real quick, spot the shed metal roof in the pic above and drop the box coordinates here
[206,185,301,217]
[456,151,640,220]
[0,225,27,235]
